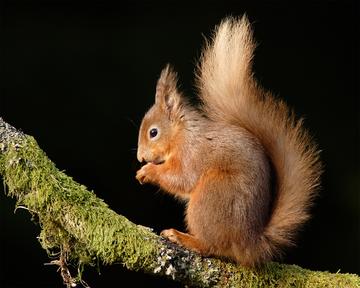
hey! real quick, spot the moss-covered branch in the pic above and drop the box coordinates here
[0,118,359,288]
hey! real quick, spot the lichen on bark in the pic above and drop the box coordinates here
[0,118,359,287]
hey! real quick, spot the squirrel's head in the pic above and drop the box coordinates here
[137,65,186,165]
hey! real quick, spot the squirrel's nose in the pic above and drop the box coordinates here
[137,149,143,163]
[137,148,149,163]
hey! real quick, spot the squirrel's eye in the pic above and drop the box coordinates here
[149,128,158,139]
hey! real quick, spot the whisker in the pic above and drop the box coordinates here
[121,116,139,130]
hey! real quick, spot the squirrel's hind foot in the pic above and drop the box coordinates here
[160,229,209,255]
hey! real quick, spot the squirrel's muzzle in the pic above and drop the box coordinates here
[137,148,144,163]
[137,148,164,165]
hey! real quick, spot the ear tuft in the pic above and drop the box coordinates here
[155,64,182,113]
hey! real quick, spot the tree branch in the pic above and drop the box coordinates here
[0,118,359,287]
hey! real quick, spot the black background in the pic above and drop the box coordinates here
[0,1,359,287]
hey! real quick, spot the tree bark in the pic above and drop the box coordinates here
[0,118,359,288]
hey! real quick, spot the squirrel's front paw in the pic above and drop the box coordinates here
[136,163,156,184]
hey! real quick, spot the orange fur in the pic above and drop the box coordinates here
[136,16,322,267]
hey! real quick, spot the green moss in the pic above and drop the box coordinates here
[0,135,159,280]
[222,262,360,288]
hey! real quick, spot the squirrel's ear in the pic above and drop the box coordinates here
[155,64,182,114]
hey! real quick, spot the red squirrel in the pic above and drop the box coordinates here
[136,16,321,267]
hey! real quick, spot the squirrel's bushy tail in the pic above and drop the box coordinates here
[196,16,322,263]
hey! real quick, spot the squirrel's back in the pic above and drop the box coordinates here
[196,16,322,263]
